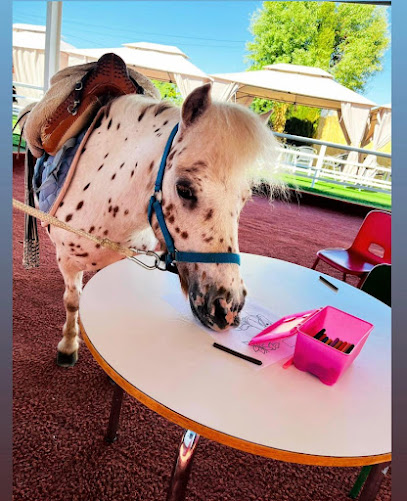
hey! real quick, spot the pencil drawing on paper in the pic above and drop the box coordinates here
[235,312,282,354]
[250,341,281,354]
[235,313,272,332]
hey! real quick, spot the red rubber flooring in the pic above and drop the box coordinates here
[13,156,390,501]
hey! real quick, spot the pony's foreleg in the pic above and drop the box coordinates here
[56,258,83,367]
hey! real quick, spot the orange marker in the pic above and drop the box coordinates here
[340,342,351,353]
[335,341,345,351]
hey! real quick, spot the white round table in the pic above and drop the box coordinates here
[79,253,391,499]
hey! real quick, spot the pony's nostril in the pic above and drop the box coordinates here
[232,315,241,327]
[214,298,226,317]
[213,298,229,330]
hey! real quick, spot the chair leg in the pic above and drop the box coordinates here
[357,462,391,501]
[311,257,319,270]
[357,274,367,289]
[349,465,372,498]
[105,382,124,443]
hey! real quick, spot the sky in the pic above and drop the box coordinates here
[12,1,391,105]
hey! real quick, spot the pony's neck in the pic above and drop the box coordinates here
[115,96,181,235]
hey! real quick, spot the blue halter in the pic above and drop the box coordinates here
[147,123,241,269]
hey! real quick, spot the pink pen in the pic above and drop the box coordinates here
[248,309,319,346]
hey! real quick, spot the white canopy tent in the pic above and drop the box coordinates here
[13,27,210,102]
[212,64,376,110]
[13,21,76,102]
[13,0,210,103]
[211,64,378,166]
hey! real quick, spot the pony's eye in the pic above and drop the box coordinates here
[176,184,194,200]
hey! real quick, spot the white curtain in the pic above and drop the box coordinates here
[363,108,392,168]
[211,80,239,101]
[374,108,392,149]
[174,74,208,99]
[338,102,371,175]
[13,47,72,110]
[13,47,45,107]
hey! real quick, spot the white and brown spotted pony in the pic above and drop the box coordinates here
[26,82,281,366]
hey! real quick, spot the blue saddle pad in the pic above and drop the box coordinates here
[33,129,87,213]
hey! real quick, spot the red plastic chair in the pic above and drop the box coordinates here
[311,210,391,288]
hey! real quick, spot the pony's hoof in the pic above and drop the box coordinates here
[56,350,78,367]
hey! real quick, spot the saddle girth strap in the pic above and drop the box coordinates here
[23,148,40,268]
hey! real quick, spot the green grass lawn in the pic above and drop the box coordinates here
[281,173,391,210]
[13,114,26,150]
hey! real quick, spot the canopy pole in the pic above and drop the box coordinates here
[44,1,63,92]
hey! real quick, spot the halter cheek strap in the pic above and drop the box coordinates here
[147,123,241,268]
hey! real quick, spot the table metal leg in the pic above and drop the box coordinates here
[166,429,200,501]
[104,382,124,443]
[358,462,391,501]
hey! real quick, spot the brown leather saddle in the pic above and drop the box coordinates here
[41,53,145,155]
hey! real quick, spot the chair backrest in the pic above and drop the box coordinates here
[350,210,391,265]
[361,264,391,306]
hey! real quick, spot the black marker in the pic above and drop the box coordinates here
[345,344,355,354]
[314,328,326,339]
[319,275,339,292]
[213,343,263,366]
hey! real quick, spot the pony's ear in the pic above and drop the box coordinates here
[181,83,212,128]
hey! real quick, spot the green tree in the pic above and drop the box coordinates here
[152,80,183,105]
[246,1,389,135]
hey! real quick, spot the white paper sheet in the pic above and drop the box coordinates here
[162,290,297,368]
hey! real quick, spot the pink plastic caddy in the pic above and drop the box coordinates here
[293,306,374,385]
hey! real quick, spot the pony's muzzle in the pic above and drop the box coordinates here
[188,285,245,331]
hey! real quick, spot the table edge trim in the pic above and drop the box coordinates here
[79,318,391,467]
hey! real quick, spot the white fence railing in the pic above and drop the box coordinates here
[13,81,45,115]
[273,132,391,194]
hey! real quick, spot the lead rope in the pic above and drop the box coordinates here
[12,199,165,271]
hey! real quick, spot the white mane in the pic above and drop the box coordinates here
[119,93,285,198]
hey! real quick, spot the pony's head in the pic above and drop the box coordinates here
[153,84,281,331]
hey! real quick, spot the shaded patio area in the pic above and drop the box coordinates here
[13,155,390,501]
